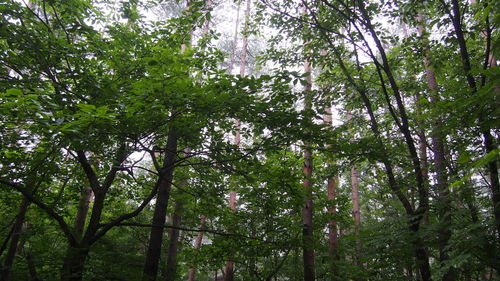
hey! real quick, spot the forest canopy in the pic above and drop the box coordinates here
[0,0,499,281]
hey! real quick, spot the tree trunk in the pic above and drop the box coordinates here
[350,164,362,266]
[74,186,92,239]
[323,103,338,279]
[346,111,362,266]
[224,2,251,279]
[142,129,178,281]
[327,175,339,277]
[1,197,29,281]
[302,57,315,281]
[26,251,42,281]
[417,14,455,280]
[187,215,206,281]
[165,199,184,281]
[227,2,241,75]
[202,0,213,34]
[60,246,90,281]
[223,192,237,281]
[447,0,500,237]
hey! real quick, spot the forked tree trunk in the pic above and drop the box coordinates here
[59,186,93,281]
[1,197,29,281]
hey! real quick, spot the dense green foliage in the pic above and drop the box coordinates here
[0,0,498,280]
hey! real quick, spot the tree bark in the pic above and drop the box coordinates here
[165,199,183,281]
[223,192,237,281]
[227,2,241,75]
[60,246,90,281]
[74,186,92,239]
[323,104,338,278]
[26,251,42,281]
[417,14,456,281]
[187,215,206,281]
[446,0,500,237]
[323,41,432,281]
[202,0,213,34]
[1,197,29,281]
[302,57,315,281]
[224,2,251,279]
[347,112,362,266]
[350,164,362,266]
[327,175,339,276]
[142,129,178,281]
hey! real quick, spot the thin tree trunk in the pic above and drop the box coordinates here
[185,1,211,278]
[446,0,500,237]
[165,198,184,281]
[142,129,179,281]
[1,197,29,281]
[302,57,315,281]
[239,0,251,78]
[223,192,237,281]
[224,2,251,280]
[327,175,339,276]
[347,112,362,266]
[323,104,338,279]
[322,40,432,280]
[74,186,92,239]
[202,0,213,34]
[0,224,14,258]
[350,164,362,266]
[417,14,456,281]
[187,215,206,281]
[26,251,42,281]
[227,2,241,75]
